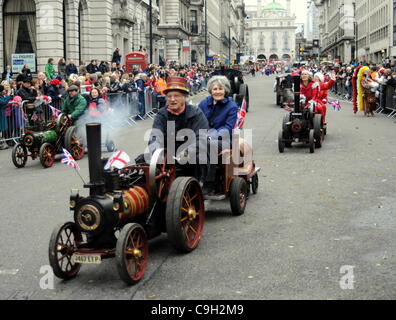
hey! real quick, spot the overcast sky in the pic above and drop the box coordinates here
[244,0,308,24]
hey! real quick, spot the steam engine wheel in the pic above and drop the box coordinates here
[149,148,176,202]
[48,222,82,280]
[116,223,148,285]
[166,177,205,253]
[39,143,56,168]
[64,126,85,160]
[12,143,28,168]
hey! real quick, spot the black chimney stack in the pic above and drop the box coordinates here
[85,123,105,196]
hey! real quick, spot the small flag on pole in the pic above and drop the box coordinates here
[61,148,80,171]
[234,98,247,129]
[328,99,342,111]
[104,151,130,170]
[31,113,38,121]
[50,106,62,119]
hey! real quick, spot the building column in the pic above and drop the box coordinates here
[36,0,64,72]
[87,0,113,63]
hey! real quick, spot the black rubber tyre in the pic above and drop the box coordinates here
[230,177,248,216]
[166,177,205,253]
[116,223,148,285]
[251,174,259,195]
[39,143,56,168]
[282,116,292,148]
[64,126,84,160]
[313,115,323,149]
[309,129,315,154]
[278,130,285,153]
[48,222,82,280]
[245,86,250,112]
[276,94,281,106]
[12,143,28,168]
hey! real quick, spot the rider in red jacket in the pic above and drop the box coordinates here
[300,70,326,125]
[313,72,336,125]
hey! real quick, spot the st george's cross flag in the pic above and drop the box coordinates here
[104,151,130,170]
[61,148,80,171]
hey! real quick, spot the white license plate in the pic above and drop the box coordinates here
[72,254,102,264]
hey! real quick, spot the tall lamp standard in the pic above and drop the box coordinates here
[149,0,153,64]
[204,0,208,63]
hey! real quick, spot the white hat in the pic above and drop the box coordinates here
[314,72,325,83]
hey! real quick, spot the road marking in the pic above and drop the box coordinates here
[0,269,19,275]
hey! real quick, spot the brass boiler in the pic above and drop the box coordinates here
[117,186,150,225]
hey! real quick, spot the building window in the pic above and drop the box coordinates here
[190,10,198,34]
[3,0,36,68]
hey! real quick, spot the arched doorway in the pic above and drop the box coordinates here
[282,54,291,61]
[269,54,279,60]
[191,50,197,63]
[257,54,267,60]
[3,0,36,69]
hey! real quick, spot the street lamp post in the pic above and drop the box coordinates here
[204,0,208,63]
[149,0,153,64]
[229,25,231,67]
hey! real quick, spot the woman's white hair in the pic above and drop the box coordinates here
[207,76,231,96]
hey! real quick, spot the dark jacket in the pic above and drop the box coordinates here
[16,86,38,103]
[112,50,121,63]
[86,63,99,74]
[66,64,78,76]
[149,104,209,154]
[99,63,109,74]
[47,85,62,103]
[0,94,13,131]
[21,68,33,81]
[2,69,13,81]
[198,96,238,138]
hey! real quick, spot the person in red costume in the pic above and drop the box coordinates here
[300,70,326,125]
[313,71,336,125]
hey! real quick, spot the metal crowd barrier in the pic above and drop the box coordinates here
[0,100,28,144]
[144,88,157,120]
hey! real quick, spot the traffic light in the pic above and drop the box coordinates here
[299,48,303,52]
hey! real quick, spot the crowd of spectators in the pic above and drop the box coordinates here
[0,51,222,149]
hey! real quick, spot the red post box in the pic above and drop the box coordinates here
[125,52,148,73]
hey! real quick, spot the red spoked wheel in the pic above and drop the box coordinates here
[12,143,28,168]
[39,143,56,168]
[65,126,85,160]
[116,223,148,285]
[149,148,176,202]
[166,177,205,253]
[48,222,82,280]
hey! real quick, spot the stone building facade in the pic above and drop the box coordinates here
[0,0,159,73]
[245,0,297,62]
[355,0,392,63]
[316,0,355,63]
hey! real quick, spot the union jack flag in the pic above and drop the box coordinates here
[328,99,342,111]
[234,98,247,129]
[61,148,80,171]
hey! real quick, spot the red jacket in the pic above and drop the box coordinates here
[300,81,320,106]
[318,79,335,103]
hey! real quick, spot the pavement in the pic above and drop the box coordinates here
[0,76,395,300]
